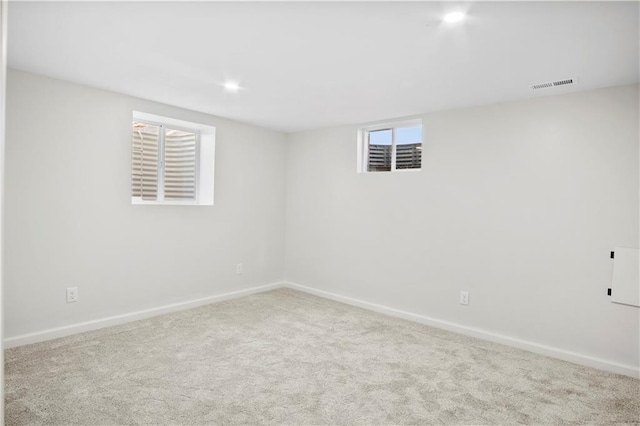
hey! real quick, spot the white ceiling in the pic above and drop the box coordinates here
[8,1,640,133]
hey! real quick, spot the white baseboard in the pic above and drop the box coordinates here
[283,281,640,379]
[4,282,283,349]
[6,280,638,379]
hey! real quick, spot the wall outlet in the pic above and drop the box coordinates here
[67,287,79,303]
[460,291,469,306]
[236,263,243,275]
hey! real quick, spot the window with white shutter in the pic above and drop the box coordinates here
[358,119,422,173]
[131,112,215,206]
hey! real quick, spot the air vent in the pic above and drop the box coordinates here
[531,78,576,90]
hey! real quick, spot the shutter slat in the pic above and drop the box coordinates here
[163,129,197,201]
[395,143,421,169]
[367,142,421,171]
[132,122,160,200]
[367,143,391,172]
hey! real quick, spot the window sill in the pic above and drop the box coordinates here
[131,198,213,206]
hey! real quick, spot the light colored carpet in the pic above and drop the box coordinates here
[5,288,640,425]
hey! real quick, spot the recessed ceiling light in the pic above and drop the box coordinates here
[223,81,241,92]
[443,11,465,23]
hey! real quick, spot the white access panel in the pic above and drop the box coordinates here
[611,247,640,307]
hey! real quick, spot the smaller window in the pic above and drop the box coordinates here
[358,119,423,173]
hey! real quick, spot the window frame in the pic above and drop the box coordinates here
[131,119,201,205]
[359,118,423,173]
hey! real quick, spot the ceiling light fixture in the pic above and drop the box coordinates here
[223,81,241,92]
[443,11,465,23]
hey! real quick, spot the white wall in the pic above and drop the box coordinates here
[5,69,639,376]
[0,0,8,418]
[5,69,286,339]
[284,85,640,372]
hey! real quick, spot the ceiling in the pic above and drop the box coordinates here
[8,1,640,133]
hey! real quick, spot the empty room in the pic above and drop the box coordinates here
[0,1,638,424]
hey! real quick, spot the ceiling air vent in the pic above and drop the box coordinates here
[531,78,576,90]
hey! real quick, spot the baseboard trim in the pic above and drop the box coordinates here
[283,281,639,378]
[7,280,638,378]
[4,282,283,349]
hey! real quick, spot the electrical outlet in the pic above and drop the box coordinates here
[67,287,79,303]
[460,291,469,306]
[236,263,243,275]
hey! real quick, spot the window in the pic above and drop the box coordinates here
[358,119,423,173]
[131,112,215,205]
[132,122,198,201]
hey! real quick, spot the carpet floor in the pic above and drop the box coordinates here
[5,288,640,425]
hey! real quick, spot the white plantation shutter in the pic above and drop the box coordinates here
[164,128,197,200]
[132,123,159,200]
[132,121,199,202]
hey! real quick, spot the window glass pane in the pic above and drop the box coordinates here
[164,128,197,200]
[132,122,159,200]
[369,128,392,145]
[396,126,422,170]
[396,126,422,145]
[367,129,392,172]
